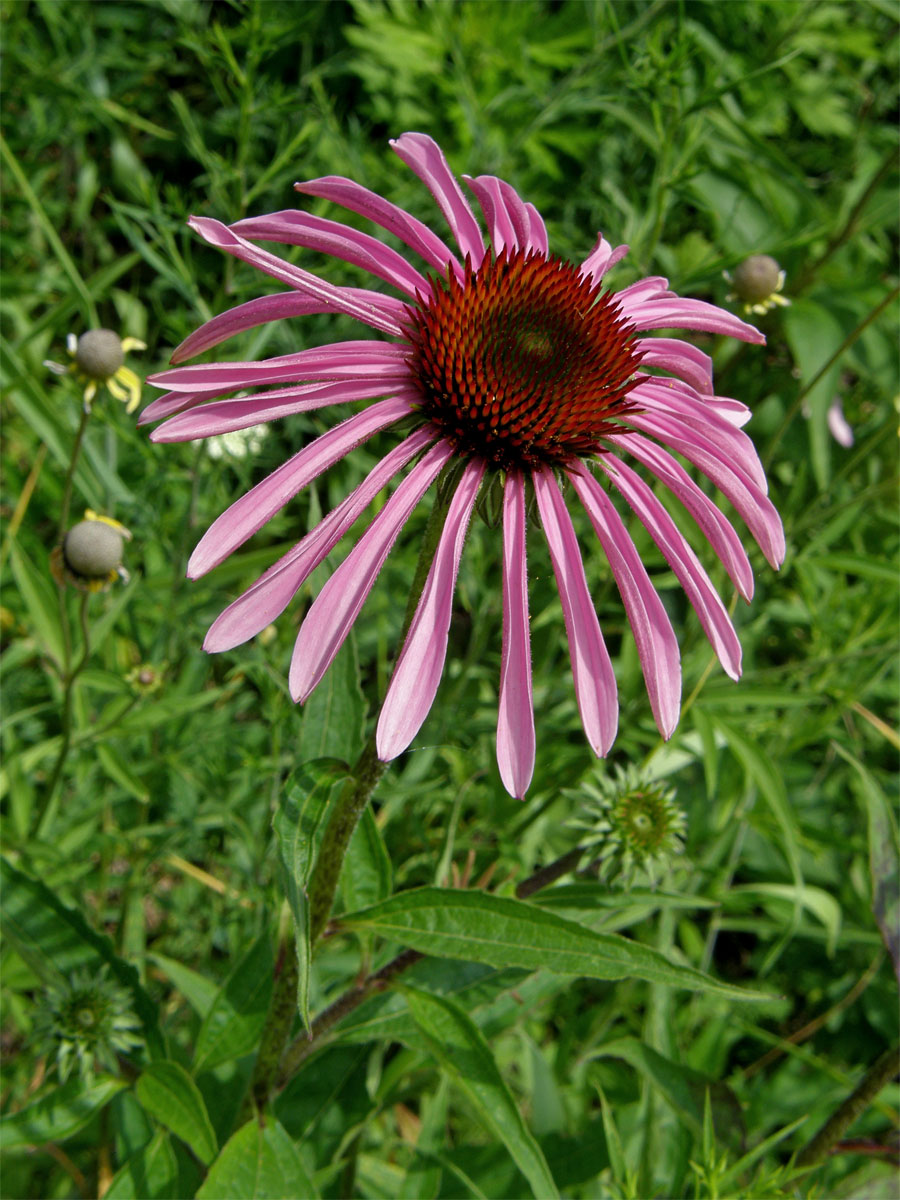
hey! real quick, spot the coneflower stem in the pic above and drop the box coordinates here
[795,1045,899,1168]
[247,466,460,1110]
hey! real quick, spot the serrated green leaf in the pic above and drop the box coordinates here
[193,935,273,1074]
[404,986,559,1200]
[0,857,164,1057]
[273,758,349,1033]
[135,1061,217,1166]
[0,1074,126,1150]
[196,1114,319,1199]
[104,1130,179,1199]
[341,888,768,1000]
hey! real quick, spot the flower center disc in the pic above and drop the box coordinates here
[408,249,644,470]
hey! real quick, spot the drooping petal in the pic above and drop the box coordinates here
[611,431,756,600]
[290,441,455,702]
[523,201,549,257]
[152,382,420,443]
[580,233,629,288]
[636,336,714,395]
[230,210,431,298]
[630,379,768,492]
[188,217,408,337]
[618,294,765,344]
[533,468,617,756]
[204,429,436,651]
[390,133,486,268]
[614,277,673,305]
[188,395,414,578]
[599,456,742,680]
[622,410,786,568]
[568,464,681,739]
[171,294,338,364]
[293,174,459,276]
[377,459,485,760]
[496,471,535,799]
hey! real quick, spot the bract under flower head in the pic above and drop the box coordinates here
[144,132,784,797]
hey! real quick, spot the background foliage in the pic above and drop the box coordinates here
[1,1,898,1197]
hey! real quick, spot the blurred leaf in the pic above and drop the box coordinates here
[0,1074,126,1150]
[135,1061,217,1166]
[196,1113,318,1199]
[193,934,273,1073]
[835,743,900,982]
[150,953,219,1020]
[342,888,768,1000]
[404,986,559,1200]
[104,1130,179,1200]
[273,758,349,1033]
[7,540,64,668]
[783,299,846,489]
[731,883,842,956]
[0,857,165,1058]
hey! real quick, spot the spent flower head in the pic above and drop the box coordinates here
[52,510,132,592]
[570,766,687,886]
[32,966,142,1082]
[145,133,784,797]
[725,255,790,316]
[45,328,146,412]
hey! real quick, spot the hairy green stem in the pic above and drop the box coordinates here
[277,842,589,1090]
[795,1044,899,1168]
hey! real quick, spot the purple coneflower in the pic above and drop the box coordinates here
[144,133,784,797]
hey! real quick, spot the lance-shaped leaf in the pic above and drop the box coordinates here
[341,888,768,1000]
[403,986,559,1200]
[193,935,274,1074]
[104,1130,179,1200]
[273,758,350,1032]
[135,1061,218,1165]
[0,1074,126,1150]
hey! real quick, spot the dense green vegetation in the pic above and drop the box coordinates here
[2,1,897,1197]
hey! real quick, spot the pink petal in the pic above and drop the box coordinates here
[463,175,545,257]
[188,395,413,578]
[293,175,459,276]
[622,410,785,568]
[462,175,517,256]
[289,441,454,702]
[189,216,408,336]
[631,379,768,492]
[580,234,629,288]
[147,340,412,400]
[618,294,765,344]
[827,398,854,448]
[204,429,436,651]
[377,459,485,760]
[152,381,420,443]
[600,456,742,680]
[171,294,338,365]
[568,464,682,739]
[706,396,752,429]
[611,431,755,601]
[533,468,617,756]
[390,133,485,268]
[496,472,535,799]
[230,210,431,299]
[636,337,714,395]
[615,277,673,305]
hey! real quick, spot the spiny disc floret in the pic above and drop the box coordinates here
[408,249,644,470]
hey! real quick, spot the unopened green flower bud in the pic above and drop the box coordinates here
[74,329,125,379]
[730,256,782,304]
[63,520,125,579]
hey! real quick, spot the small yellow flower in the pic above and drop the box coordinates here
[725,255,791,316]
[51,510,133,592]
[44,328,146,412]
